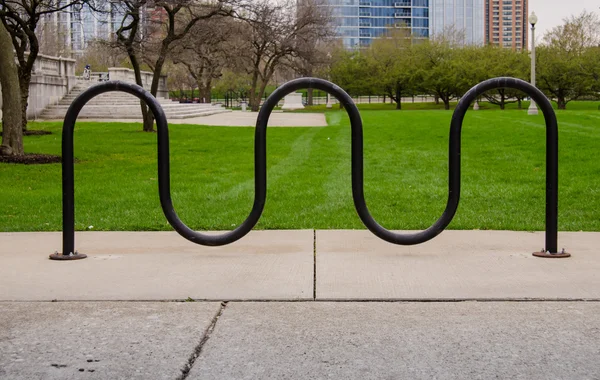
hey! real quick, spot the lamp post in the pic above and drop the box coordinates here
[528,11,538,115]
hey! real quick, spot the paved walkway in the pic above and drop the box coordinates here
[1,230,598,301]
[41,111,328,127]
[2,230,599,379]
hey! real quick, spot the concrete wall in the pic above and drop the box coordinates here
[0,53,76,119]
[108,67,168,99]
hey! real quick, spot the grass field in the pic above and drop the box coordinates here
[296,100,600,112]
[1,108,599,232]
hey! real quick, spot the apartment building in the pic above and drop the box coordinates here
[484,0,528,50]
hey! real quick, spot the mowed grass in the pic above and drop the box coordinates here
[1,108,599,232]
[298,100,600,112]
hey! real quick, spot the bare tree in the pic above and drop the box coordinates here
[0,21,23,156]
[37,16,71,56]
[166,61,196,99]
[77,40,127,73]
[113,0,236,131]
[0,0,88,130]
[236,0,332,111]
[172,15,239,103]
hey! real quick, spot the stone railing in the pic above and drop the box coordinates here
[0,53,76,119]
[106,67,168,99]
[28,54,77,119]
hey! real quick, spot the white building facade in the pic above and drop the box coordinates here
[429,0,484,45]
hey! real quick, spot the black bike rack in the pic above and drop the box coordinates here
[50,77,570,260]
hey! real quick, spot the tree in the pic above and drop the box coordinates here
[0,0,86,130]
[172,15,238,103]
[113,0,236,131]
[329,48,378,97]
[537,11,600,109]
[77,40,128,74]
[288,37,335,105]
[236,0,332,112]
[166,61,197,99]
[0,21,23,156]
[463,45,529,109]
[213,69,252,102]
[367,28,415,110]
[412,37,464,110]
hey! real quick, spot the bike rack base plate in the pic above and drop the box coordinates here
[532,251,571,258]
[49,252,88,260]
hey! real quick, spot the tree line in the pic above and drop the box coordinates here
[330,11,600,111]
[1,3,599,159]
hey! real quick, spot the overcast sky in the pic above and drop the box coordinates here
[530,0,600,40]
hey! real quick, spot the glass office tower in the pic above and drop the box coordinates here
[429,0,484,45]
[326,0,430,49]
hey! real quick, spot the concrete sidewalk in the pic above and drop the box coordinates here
[2,301,599,379]
[39,111,328,127]
[1,230,599,301]
[2,229,600,379]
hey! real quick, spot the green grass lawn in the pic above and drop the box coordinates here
[1,108,599,232]
[297,100,600,112]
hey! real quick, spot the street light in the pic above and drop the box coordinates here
[528,11,539,115]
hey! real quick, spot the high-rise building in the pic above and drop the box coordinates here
[324,0,430,49]
[484,0,528,50]
[429,0,484,45]
[39,1,124,57]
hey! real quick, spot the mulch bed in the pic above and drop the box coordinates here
[24,130,52,136]
[0,153,61,164]
[0,130,53,137]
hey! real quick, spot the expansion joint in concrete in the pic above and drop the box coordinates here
[313,229,317,301]
[177,301,228,380]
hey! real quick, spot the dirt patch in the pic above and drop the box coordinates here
[0,153,61,164]
[0,130,53,136]
[24,130,53,136]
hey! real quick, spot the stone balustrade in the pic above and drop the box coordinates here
[0,53,76,119]
[1,55,168,120]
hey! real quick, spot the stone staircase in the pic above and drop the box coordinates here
[39,81,231,120]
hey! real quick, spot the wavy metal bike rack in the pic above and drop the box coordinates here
[51,77,569,260]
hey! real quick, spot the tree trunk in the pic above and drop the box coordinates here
[557,97,566,110]
[249,69,260,111]
[442,95,450,110]
[198,78,212,103]
[307,88,313,106]
[395,83,401,110]
[18,74,31,131]
[127,53,152,131]
[250,80,269,112]
[0,23,23,155]
[500,90,505,110]
[143,55,167,132]
[517,98,522,109]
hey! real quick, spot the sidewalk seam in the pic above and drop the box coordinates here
[176,301,228,380]
[313,229,317,301]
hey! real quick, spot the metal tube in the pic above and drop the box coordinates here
[58,77,560,254]
[455,77,559,253]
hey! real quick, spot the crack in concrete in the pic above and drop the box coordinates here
[176,301,228,380]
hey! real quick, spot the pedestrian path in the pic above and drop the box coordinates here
[2,229,599,379]
[44,110,329,127]
[2,301,599,379]
[1,230,599,301]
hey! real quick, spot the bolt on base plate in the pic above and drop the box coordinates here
[532,251,571,258]
[49,251,87,260]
